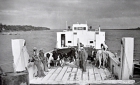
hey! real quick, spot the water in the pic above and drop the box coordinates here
[0,29,140,84]
[0,29,140,64]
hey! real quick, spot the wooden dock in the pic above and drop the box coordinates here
[30,65,134,85]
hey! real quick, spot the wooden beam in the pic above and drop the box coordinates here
[55,66,68,81]
[31,80,135,85]
[121,37,134,80]
[62,67,72,81]
[94,67,102,80]
[69,68,77,81]
[41,68,56,83]
[49,67,62,80]
[89,68,95,81]
[75,68,82,81]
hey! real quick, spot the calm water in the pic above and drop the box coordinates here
[0,29,140,64]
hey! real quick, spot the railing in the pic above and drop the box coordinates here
[107,37,134,80]
[107,51,121,79]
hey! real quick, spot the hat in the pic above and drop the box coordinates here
[33,47,37,50]
[80,43,84,47]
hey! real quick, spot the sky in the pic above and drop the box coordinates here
[0,0,140,29]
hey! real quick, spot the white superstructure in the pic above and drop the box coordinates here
[56,24,105,49]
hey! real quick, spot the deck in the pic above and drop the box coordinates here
[30,62,134,85]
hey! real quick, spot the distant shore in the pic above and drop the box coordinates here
[104,28,140,30]
[0,24,50,32]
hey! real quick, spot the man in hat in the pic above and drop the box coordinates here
[32,47,46,77]
[39,49,49,72]
[79,43,88,72]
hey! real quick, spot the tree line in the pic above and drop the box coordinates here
[0,23,50,32]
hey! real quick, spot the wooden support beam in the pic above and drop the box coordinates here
[1,72,29,85]
[121,37,134,80]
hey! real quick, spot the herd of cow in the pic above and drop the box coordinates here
[29,44,109,77]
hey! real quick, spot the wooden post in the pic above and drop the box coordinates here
[0,72,29,85]
[120,37,134,80]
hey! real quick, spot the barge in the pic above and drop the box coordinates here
[0,23,136,85]
[29,24,135,85]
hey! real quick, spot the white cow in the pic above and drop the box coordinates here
[44,52,54,68]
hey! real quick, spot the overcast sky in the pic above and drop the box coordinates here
[0,0,140,29]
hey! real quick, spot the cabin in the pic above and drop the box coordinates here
[57,24,105,49]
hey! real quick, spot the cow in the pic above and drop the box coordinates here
[67,48,77,63]
[95,50,103,69]
[58,53,65,67]
[45,52,54,68]
[95,49,109,69]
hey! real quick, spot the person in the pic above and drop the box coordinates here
[39,49,49,72]
[32,47,45,77]
[103,41,108,51]
[79,43,88,72]
[101,43,109,69]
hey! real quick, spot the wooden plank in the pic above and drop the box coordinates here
[89,68,95,81]
[69,68,77,81]
[35,77,44,84]
[62,67,72,81]
[94,67,102,80]
[55,66,68,81]
[98,68,107,80]
[41,68,56,83]
[49,67,62,80]
[75,68,82,81]
[83,70,89,81]
[103,68,111,77]
[30,77,37,84]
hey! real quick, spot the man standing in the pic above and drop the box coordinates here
[39,49,48,72]
[33,48,45,77]
[79,43,88,72]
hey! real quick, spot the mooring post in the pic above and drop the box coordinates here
[120,37,134,80]
[0,39,30,85]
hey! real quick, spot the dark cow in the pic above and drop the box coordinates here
[67,48,77,63]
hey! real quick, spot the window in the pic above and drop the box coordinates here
[68,41,72,43]
[90,41,93,43]
[74,27,86,30]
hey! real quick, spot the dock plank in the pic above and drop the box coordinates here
[94,67,102,80]
[89,68,95,81]
[49,67,62,80]
[55,66,68,81]
[104,68,111,76]
[69,68,77,81]
[75,68,82,81]
[41,68,56,83]
[99,68,107,80]
[62,67,72,81]
[30,77,38,84]
[35,77,44,84]
[83,70,89,81]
